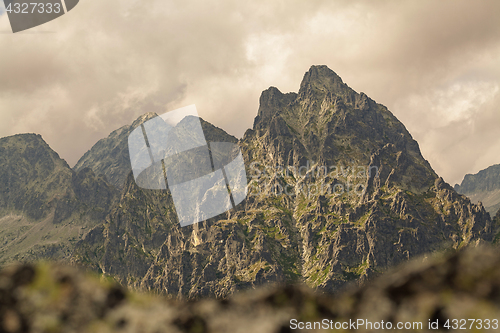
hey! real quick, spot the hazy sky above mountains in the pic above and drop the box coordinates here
[0,0,499,186]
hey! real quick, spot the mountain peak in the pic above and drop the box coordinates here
[131,112,158,128]
[249,65,439,194]
[75,111,237,189]
[254,86,296,131]
[2,132,46,145]
[253,66,352,131]
[299,65,346,94]
[0,133,66,168]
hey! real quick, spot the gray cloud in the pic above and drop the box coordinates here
[0,0,499,186]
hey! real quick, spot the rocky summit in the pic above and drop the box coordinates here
[71,65,494,298]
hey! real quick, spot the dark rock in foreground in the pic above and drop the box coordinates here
[3,245,500,332]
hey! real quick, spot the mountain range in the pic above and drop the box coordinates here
[0,65,498,298]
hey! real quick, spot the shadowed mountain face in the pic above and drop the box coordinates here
[0,134,118,265]
[71,65,493,298]
[455,164,500,216]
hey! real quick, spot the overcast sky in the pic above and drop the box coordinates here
[0,0,499,186]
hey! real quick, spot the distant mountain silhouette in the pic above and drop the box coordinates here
[455,164,500,216]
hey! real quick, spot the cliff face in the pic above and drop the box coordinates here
[72,65,493,298]
[455,164,500,216]
[0,134,118,265]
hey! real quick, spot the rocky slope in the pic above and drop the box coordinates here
[3,245,500,333]
[0,134,118,265]
[455,164,500,216]
[72,65,493,298]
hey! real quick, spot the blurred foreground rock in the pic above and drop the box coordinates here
[2,245,500,332]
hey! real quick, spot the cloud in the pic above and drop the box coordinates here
[0,0,499,186]
[395,81,500,185]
